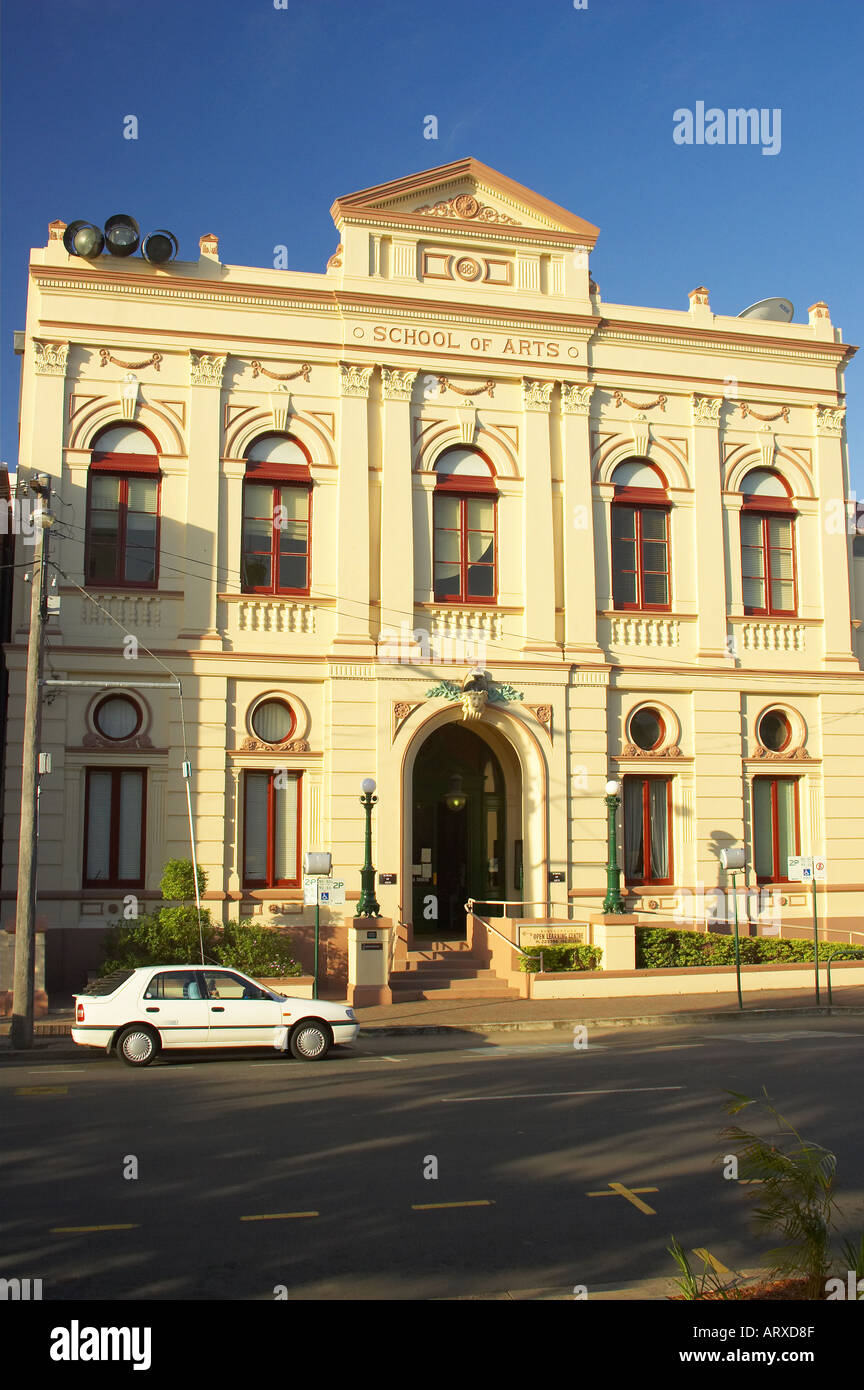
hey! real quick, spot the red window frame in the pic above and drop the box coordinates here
[241,479,312,597]
[242,770,302,889]
[85,456,162,590]
[82,767,147,888]
[611,498,671,611]
[740,504,798,617]
[752,776,801,883]
[623,775,674,886]
[432,486,498,604]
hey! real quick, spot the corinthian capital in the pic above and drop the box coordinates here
[522,379,554,412]
[381,367,417,402]
[690,394,722,425]
[561,383,594,416]
[33,341,69,376]
[815,404,845,435]
[190,351,226,387]
[340,363,373,398]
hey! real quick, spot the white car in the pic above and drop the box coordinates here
[72,965,359,1067]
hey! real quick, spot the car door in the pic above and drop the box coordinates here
[201,969,282,1045]
[140,970,210,1047]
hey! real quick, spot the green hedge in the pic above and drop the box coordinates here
[519,943,603,974]
[101,914,303,979]
[635,927,864,970]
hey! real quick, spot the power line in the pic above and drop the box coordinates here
[48,516,849,679]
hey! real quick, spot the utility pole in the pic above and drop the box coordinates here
[10,477,51,1049]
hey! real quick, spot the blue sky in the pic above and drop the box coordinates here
[2,0,862,490]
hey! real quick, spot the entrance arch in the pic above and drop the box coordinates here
[404,713,532,940]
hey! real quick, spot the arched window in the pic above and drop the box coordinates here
[610,460,670,610]
[740,469,796,616]
[432,448,497,603]
[85,425,161,588]
[241,435,312,595]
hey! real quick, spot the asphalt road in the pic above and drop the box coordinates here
[3,1018,864,1301]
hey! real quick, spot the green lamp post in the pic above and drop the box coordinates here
[357,777,381,917]
[602,778,627,914]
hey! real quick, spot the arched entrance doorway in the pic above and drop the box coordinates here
[411,723,513,939]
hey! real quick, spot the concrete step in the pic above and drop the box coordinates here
[390,985,521,1002]
[404,951,483,961]
[390,974,520,996]
[390,965,486,980]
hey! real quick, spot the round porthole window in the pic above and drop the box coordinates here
[93,695,141,741]
[758,709,791,752]
[250,698,295,745]
[628,707,665,752]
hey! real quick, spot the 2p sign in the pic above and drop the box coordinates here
[787,856,826,882]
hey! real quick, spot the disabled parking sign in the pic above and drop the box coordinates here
[303,876,346,906]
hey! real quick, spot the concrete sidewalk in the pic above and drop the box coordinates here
[353,984,864,1031]
[3,982,864,1041]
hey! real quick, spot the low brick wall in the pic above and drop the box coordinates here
[529,959,864,999]
[258,975,315,998]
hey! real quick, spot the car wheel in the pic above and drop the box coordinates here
[116,1025,160,1068]
[289,1020,332,1061]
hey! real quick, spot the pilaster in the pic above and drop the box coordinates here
[380,368,417,639]
[814,406,857,669]
[690,395,728,659]
[521,379,557,655]
[561,383,602,659]
[332,364,375,654]
[183,350,226,649]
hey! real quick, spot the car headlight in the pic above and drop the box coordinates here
[345,1008,356,1021]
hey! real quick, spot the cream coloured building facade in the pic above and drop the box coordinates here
[4,158,864,994]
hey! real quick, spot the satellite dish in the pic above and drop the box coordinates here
[737,297,794,323]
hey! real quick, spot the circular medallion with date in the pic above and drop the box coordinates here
[454,256,482,281]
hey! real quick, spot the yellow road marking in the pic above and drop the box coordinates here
[586,1182,658,1214]
[15,1086,68,1095]
[51,1224,139,1233]
[692,1248,733,1276]
[411,1200,494,1210]
[240,1211,319,1221]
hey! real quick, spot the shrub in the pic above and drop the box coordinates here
[99,859,302,979]
[519,943,603,973]
[159,858,207,902]
[215,920,303,978]
[635,926,864,970]
[636,927,678,969]
[100,905,218,975]
[101,858,217,973]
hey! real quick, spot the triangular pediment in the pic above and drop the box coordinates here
[331,158,599,247]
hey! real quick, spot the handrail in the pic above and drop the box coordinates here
[465,897,573,920]
[465,903,537,958]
